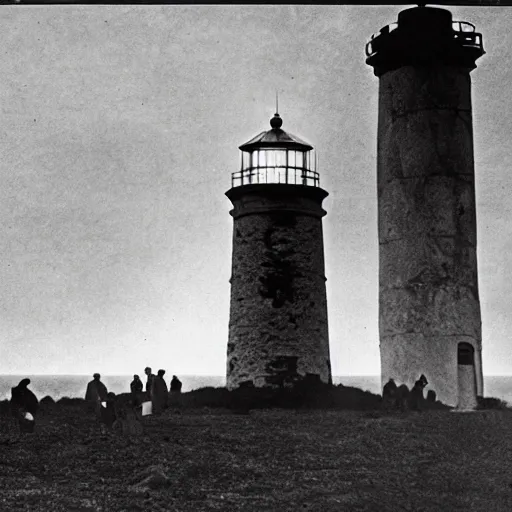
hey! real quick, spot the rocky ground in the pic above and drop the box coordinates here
[1,401,512,511]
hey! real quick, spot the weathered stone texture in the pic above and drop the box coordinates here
[380,236,478,291]
[226,185,331,390]
[379,176,476,244]
[380,287,480,339]
[377,65,482,407]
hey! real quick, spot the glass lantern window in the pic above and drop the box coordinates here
[235,148,318,187]
[242,152,250,170]
[295,151,304,169]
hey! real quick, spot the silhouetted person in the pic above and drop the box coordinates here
[10,379,38,433]
[410,374,429,411]
[426,389,437,403]
[130,374,144,406]
[169,374,183,406]
[85,373,108,416]
[151,369,168,414]
[100,392,117,429]
[170,375,182,393]
[396,384,410,412]
[131,374,143,394]
[382,378,397,411]
[144,367,155,399]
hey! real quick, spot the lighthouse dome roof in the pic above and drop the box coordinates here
[239,113,313,152]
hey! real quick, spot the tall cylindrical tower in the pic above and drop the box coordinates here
[366,7,485,408]
[226,112,331,390]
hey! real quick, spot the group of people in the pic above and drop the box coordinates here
[7,371,438,436]
[382,374,436,411]
[85,368,183,418]
[5,370,184,436]
[128,367,183,413]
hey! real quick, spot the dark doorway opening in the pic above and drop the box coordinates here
[457,342,477,410]
[458,342,475,366]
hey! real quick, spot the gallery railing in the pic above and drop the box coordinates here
[231,166,320,188]
[365,20,483,58]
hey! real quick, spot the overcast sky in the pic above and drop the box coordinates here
[0,5,510,377]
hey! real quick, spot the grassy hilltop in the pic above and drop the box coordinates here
[1,385,512,511]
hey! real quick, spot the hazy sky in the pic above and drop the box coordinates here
[0,5,510,376]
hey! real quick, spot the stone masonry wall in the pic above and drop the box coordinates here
[226,186,331,390]
[377,65,483,406]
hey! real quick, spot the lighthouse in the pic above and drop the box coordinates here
[366,6,485,408]
[225,111,331,390]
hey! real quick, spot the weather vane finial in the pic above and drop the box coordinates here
[270,90,283,129]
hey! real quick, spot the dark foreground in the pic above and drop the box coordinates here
[1,402,512,512]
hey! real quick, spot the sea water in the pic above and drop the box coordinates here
[1,375,511,403]
[0,374,225,401]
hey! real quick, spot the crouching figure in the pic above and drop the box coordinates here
[10,379,38,433]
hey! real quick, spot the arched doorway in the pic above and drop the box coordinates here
[457,342,477,410]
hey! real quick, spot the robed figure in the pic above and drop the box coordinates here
[130,374,144,406]
[85,373,108,416]
[151,369,168,414]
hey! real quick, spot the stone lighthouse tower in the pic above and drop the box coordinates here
[366,6,485,408]
[225,111,331,390]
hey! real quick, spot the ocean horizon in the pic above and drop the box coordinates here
[1,375,380,401]
[2,375,512,403]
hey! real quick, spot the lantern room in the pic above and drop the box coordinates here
[231,113,320,188]
[364,7,484,76]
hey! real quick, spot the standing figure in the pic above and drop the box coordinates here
[169,375,183,406]
[382,378,397,411]
[10,379,39,433]
[85,373,108,416]
[151,369,168,414]
[144,367,155,399]
[395,384,410,412]
[130,374,144,406]
[170,375,182,393]
[410,374,429,411]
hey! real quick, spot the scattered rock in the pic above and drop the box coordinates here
[130,466,170,492]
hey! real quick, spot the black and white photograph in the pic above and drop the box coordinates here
[1,1,512,510]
